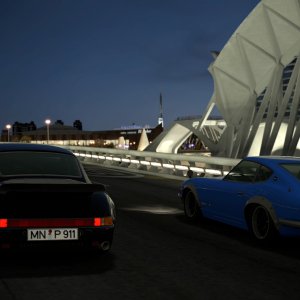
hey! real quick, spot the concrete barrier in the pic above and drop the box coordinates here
[62,145,240,179]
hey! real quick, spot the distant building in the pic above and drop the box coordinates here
[18,123,89,145]
[1,120,163,150]
[12,121,37,135]
[91,124,163,149]
[0,121,37,142]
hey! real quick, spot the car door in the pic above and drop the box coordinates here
[204,160,269,228]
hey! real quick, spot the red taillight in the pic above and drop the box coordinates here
[0,219,8,228]
[94,218,101,226]
[0,218,114,228]
[94,217,114,227]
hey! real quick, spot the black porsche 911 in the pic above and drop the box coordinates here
[0,143,116,252]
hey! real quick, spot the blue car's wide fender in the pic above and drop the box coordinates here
[181,183,202,208]
[245,196,279,230]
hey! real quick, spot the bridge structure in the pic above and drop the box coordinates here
[146,0,300,159]
[62,0,300,178]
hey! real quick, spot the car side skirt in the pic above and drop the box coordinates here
[279,219,300,228]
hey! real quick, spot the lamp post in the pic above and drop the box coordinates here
[5,124,11,142]
[45,119,51,144]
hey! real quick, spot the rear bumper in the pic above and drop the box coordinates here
[0,226,114,250]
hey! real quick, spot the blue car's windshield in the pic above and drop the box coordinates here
[0,151,82,178]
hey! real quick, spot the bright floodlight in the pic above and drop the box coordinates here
[5,124,11,142]
[45,119,51,144]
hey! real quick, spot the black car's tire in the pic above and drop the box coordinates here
[250,205,278,242]
[184,190,201,222]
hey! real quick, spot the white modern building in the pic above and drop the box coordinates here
[147,0,300,158]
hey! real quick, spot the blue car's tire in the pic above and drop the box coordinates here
[184,191,201,222]
[250,205,278,242]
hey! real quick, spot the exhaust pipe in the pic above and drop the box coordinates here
[91,240,111,251]
[100,241,111,251]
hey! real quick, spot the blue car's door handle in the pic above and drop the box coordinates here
[237,192,244,196]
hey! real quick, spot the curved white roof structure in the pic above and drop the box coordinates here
[148,0,300,158]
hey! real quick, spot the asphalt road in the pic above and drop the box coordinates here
[1,163,300,299]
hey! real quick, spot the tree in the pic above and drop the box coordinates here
[55,120,64,125]
[73,120,82,130]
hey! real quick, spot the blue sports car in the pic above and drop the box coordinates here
[178,156,300,242]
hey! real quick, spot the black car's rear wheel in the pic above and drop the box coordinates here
[184,190,201,222]
[250,205,278,242]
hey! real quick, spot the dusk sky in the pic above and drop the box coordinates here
[0,0,260,131]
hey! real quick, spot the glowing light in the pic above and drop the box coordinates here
[0,219,8,228]
[45,119,51,144]
[175,165,189,171]
[5,124,11,142]
[1,218,114,228]
[162,163,174,169]
[94,218,101,226]
[190,167,205,173]
[205,169,222,175]
[150,162,162,167]
[130,160,140,164]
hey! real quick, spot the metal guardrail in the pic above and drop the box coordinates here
[63,145,240,179]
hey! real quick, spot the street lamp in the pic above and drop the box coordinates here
[45,119,51,144]
[5,124,11,142]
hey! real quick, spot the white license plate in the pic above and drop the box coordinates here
[27,228,78,241]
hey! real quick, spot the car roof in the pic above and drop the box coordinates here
[0,143,73,155]
[245,156,300,164]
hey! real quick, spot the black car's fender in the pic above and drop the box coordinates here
[91,191,116,221]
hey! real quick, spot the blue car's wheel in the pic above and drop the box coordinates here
[250,205,277,242]
[184,191,201,221]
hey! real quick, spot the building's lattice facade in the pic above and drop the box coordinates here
[147,0,300,158]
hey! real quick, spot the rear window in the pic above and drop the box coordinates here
[0,151,82,178]
[280,163,300,179]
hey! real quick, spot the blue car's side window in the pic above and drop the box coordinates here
[255,165,273,182]
[224,160,272,183]
[224,161,257,183]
